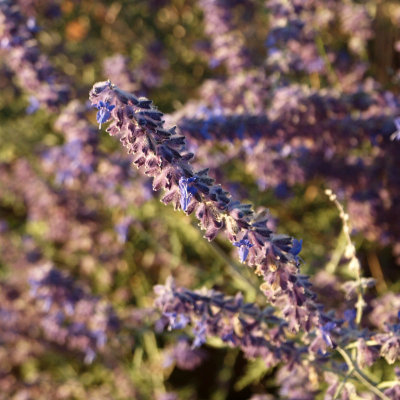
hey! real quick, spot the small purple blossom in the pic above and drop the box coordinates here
[192,319,207,348]
[309,321,337,355]
[178,177,197,212]
[95,100,115,129]
[164,312,190,330]
[26,96,40,114]
[115,216,133,243]
[164,338,206,370]
[289,238,303,257]
[344,309,357,329]
[390,117,400,141]
[233,239,253,263]
[321,322,336,348]
[84,348,96,364]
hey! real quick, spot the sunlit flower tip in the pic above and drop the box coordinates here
[233,239,254,263]
[178,177,197,212]
[95,101,115,129]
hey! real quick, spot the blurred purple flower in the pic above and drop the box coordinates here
[26,96,40,114]
[390,117,400,141]
[164,338,206,370]
[344,309,356,329]
[115,216,133,243]
[192,319,207,348]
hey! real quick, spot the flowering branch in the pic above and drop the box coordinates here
[89,80,326,333]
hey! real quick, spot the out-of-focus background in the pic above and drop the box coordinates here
[1,0,400,398]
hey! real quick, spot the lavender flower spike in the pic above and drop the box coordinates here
[89,81,322,332]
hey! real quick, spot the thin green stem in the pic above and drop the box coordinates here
[378,381,400,389]
[333,367,354,400]
[315,35,342,90]
[326,231,347,274]
[345,340,379,350]
[336,346,390,400]
[353,370,390,400]
[325,188,365,363]
[208,240,257,298]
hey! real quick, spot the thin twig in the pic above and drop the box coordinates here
[333,367,354,400]
[336,346,390,400]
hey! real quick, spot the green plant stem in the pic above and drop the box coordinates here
[336,346,390,400]
[143,331,166,394]
[333,369,354,400]
[315,35,342,90]
[326,231,347,274]
[378,381,400,389]
[325,190,365,361]
[333,367,354,400]
[345,340,379,350]
[208,240,257,298]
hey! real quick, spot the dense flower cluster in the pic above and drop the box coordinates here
[199,0,253,73]
[170,0,400,246]
[89,79,400,397]
[0,0,69,110]
[89,80,325,335]
[29,264,120,363]
[155,277,300,367]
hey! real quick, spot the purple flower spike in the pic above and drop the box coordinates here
[95,100,115,129]
[233,239,254,263]
[179,177,197,212]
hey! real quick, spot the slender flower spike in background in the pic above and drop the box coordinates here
[95,101,115,129]
[233,239,254,263]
